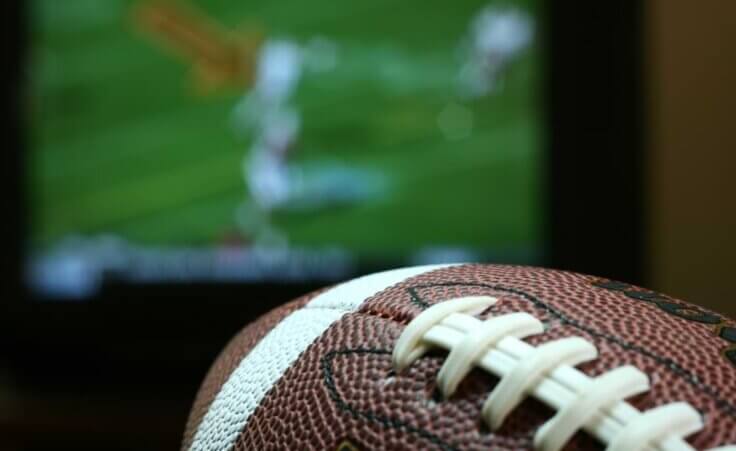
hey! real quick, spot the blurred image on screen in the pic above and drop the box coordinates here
[26,0,543,298]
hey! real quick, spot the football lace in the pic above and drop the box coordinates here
[392,296,736,451]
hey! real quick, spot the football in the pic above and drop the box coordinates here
[182,264,736,451]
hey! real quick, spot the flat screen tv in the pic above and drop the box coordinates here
[4,0,642,396]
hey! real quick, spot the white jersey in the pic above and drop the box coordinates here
[459,5,534,97]
[473,6,533,62]
[253,40,304,107]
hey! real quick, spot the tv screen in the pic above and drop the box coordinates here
[26,0,543,298]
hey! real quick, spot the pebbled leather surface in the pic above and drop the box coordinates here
[188,264,736,450]
[181,291,318,451]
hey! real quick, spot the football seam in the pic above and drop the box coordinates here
[401,281,736,419]
[322,347,544,451]
[311,279,733,449]
[321,348,461,451]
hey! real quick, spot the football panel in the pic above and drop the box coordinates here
[187,264,454,451]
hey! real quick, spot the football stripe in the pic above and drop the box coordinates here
[181,295,314,451]
[188,264,454,451]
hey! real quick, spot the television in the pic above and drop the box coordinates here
[4,1,642,445]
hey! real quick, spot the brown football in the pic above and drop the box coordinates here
[182,264,736,451]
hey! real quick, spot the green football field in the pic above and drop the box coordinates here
[29,0,542,260]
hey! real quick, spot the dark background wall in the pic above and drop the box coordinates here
[647,1,736,317]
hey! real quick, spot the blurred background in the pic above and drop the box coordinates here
[2,0,735,450]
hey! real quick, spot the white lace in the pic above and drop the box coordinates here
[392,296,736,451]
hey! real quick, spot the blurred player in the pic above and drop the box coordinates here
[234,35,384,245]
[237,40,304,211]
[233,39,304,245]
[245,109,301,211]
[458,5,534,98]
